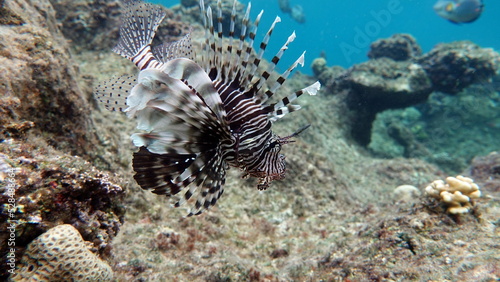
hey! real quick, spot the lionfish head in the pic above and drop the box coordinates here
[253,125,311,190]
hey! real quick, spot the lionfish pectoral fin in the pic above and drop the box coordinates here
[133,135,228,217]
[184,152,227,216]
[94,75,137,112]
[125,60,231,216]
[160,58,227,122]
[133,147,196,196]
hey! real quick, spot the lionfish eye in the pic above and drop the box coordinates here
[269,141,281,151]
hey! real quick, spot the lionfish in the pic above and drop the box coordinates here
[95,0,320,216]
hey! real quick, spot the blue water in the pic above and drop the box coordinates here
[155,0,499,75]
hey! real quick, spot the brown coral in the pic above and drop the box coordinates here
[9,224,113,281]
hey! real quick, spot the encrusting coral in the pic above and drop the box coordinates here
[9,224,113,281]
[425,175,481,214]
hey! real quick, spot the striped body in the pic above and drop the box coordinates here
[95,0,320,216]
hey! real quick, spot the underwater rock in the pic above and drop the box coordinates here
[0,140,124,279]
[464,151,500,194]
[0,0,98,157]
[50,0,191,52]
[368,33,422,61]
[368,107,430,159]
[310,57,346,91]
[344,58,433,145]
[417,41,500,94]
[393,185,421,203]
[49,0,122,52]
[0,0,23,25]
[10,224,113,281]
[181,0,198,8]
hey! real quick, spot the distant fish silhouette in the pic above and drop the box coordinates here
[278,0,305,24]
[433,0,484,24]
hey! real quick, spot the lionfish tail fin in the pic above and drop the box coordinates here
[94,75,137,112]
[113,0,166,69]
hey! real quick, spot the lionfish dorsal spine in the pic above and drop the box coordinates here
[244,15,281,84]
[233,3,252,77]
[224,0,236,73]
[269,81,321,121]
[250,31,296,98]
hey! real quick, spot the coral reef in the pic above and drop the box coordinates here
[314,35,500,148]
[50,0,122,52]
[0,0,96,158]
[368,107,430,158]
[369,83,500,173]
[9,224,113,281]
[0,139,125,279]
[425,175,481,214]
[368,33,422,61]
[464,151,500,193]
[1,0,499,281]
[418,41,500,94]
[50,0,191,53]
[0,0,127,279]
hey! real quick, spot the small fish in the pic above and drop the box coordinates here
[433,0,484,24]
[95,0,320,216]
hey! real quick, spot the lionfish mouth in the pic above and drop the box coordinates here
[94,0,320,216]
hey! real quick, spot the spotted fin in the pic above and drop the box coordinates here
[94,75,136,112]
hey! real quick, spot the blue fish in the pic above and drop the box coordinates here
[433,0,484,24]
